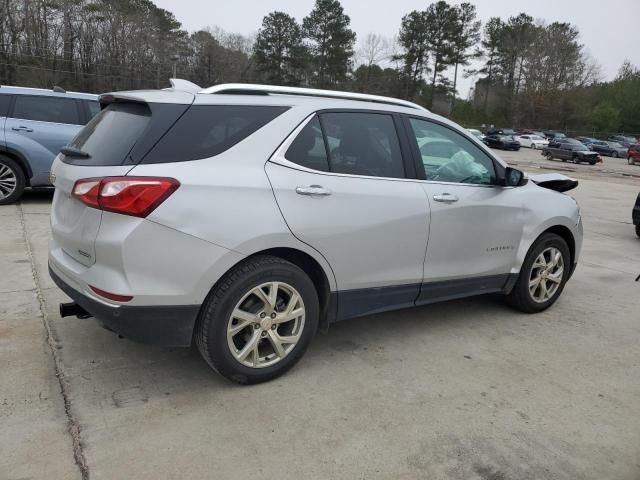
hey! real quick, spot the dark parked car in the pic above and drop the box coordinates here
[608,135,638,148]
[486,127,517,136]
[543,131,567,141]
[633,193,640,238]
[628,144,640,165]
[576,136,598,147]
[542,141,600,164]
[590,140,628,158]
[483,134,520,150]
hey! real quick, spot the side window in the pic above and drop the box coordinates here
[12,95,80,124]
[285,116,329,172]
[408,117,497,185]
[320,112,405,179]
[0,94,11,117]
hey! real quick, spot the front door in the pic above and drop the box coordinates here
[267,112,430,319]
[404,116,526,303]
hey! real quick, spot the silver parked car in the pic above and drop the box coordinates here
[49,83,583,384]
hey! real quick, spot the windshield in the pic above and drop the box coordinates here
[561,139,582,145]
[530,135,544,140]
[609,142,624,148]
[499,135,514,141]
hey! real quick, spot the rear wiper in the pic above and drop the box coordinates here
[60,146,91,158]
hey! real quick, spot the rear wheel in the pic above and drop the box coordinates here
[532,144,537,150]
[506,233,571,313]
[636,225,640,238]
[0,155,26,205]
[545,152,554,161]
[612,151,618,158]
[195,255,319,385]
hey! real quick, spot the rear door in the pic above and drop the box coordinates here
[266,111,430,319]
[5,94,83,183]
[0,94,10,146]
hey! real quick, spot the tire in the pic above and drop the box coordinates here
[506,233,571,313]
[195,255,319,385]
[589,160,596,165]
[612,151,618,158]
[636,225,640,238]
[532,144,537,150]
[545,152,554,161]
[629,156,634,165]
[0,155,26,205]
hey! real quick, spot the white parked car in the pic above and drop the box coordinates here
[49,83,583,384]
[517,134,549,149]
[466,128,485,141]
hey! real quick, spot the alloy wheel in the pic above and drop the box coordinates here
[227,281,305,368]
[528,247,564,303]
[0,164,18,200]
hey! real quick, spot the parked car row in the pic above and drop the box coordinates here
[474,126,639,166]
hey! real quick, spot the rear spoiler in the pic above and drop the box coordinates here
[528,173,578,193]
[98,89,195,108]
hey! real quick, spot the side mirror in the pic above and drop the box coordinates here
[503,167,526,187]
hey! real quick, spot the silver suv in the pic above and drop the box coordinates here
[49,83,583,384]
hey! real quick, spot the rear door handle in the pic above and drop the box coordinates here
[295,185,332,197]
[12,126,33,132]
[433,193,459,203]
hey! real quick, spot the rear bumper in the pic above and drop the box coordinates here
[49,264,200,347]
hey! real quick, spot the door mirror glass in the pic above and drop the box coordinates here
[504,167,525,187]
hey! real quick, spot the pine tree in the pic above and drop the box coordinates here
[302,0,356,88]
[254,12,307,85]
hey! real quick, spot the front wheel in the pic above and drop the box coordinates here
[636,225,640,238]
[612,151,618,158]
[506,233,571,313]
[195,255,319,384]
[532,144,537,150]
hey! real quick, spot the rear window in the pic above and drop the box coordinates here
[65,102,151,166]
[12,95,80,124]
[143,105,288,164]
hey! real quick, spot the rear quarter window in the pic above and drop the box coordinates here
[142,105,289,164]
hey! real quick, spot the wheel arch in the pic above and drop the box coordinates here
[541,225,576,268]
[251,247,335,332]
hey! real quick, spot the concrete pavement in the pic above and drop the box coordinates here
[1,171,639,479]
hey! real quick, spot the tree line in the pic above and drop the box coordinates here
[1,0,638,134]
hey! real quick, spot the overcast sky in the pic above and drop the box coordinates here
[154,0,640,96]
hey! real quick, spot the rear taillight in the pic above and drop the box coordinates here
[72,177,179,218]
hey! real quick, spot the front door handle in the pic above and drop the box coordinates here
[295,185,332,197]
[12,126,34,132]
[433,193,459,203]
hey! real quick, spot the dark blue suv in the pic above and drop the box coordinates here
[0,86,99,204]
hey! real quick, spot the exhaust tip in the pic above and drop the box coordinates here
[59,302,91,319]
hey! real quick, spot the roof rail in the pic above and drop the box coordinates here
[199,83,429,111]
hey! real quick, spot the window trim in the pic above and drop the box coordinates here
[275,108,420,181]
[267,109,421,183]
[401,114,507,188]
[8,94,84,126]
